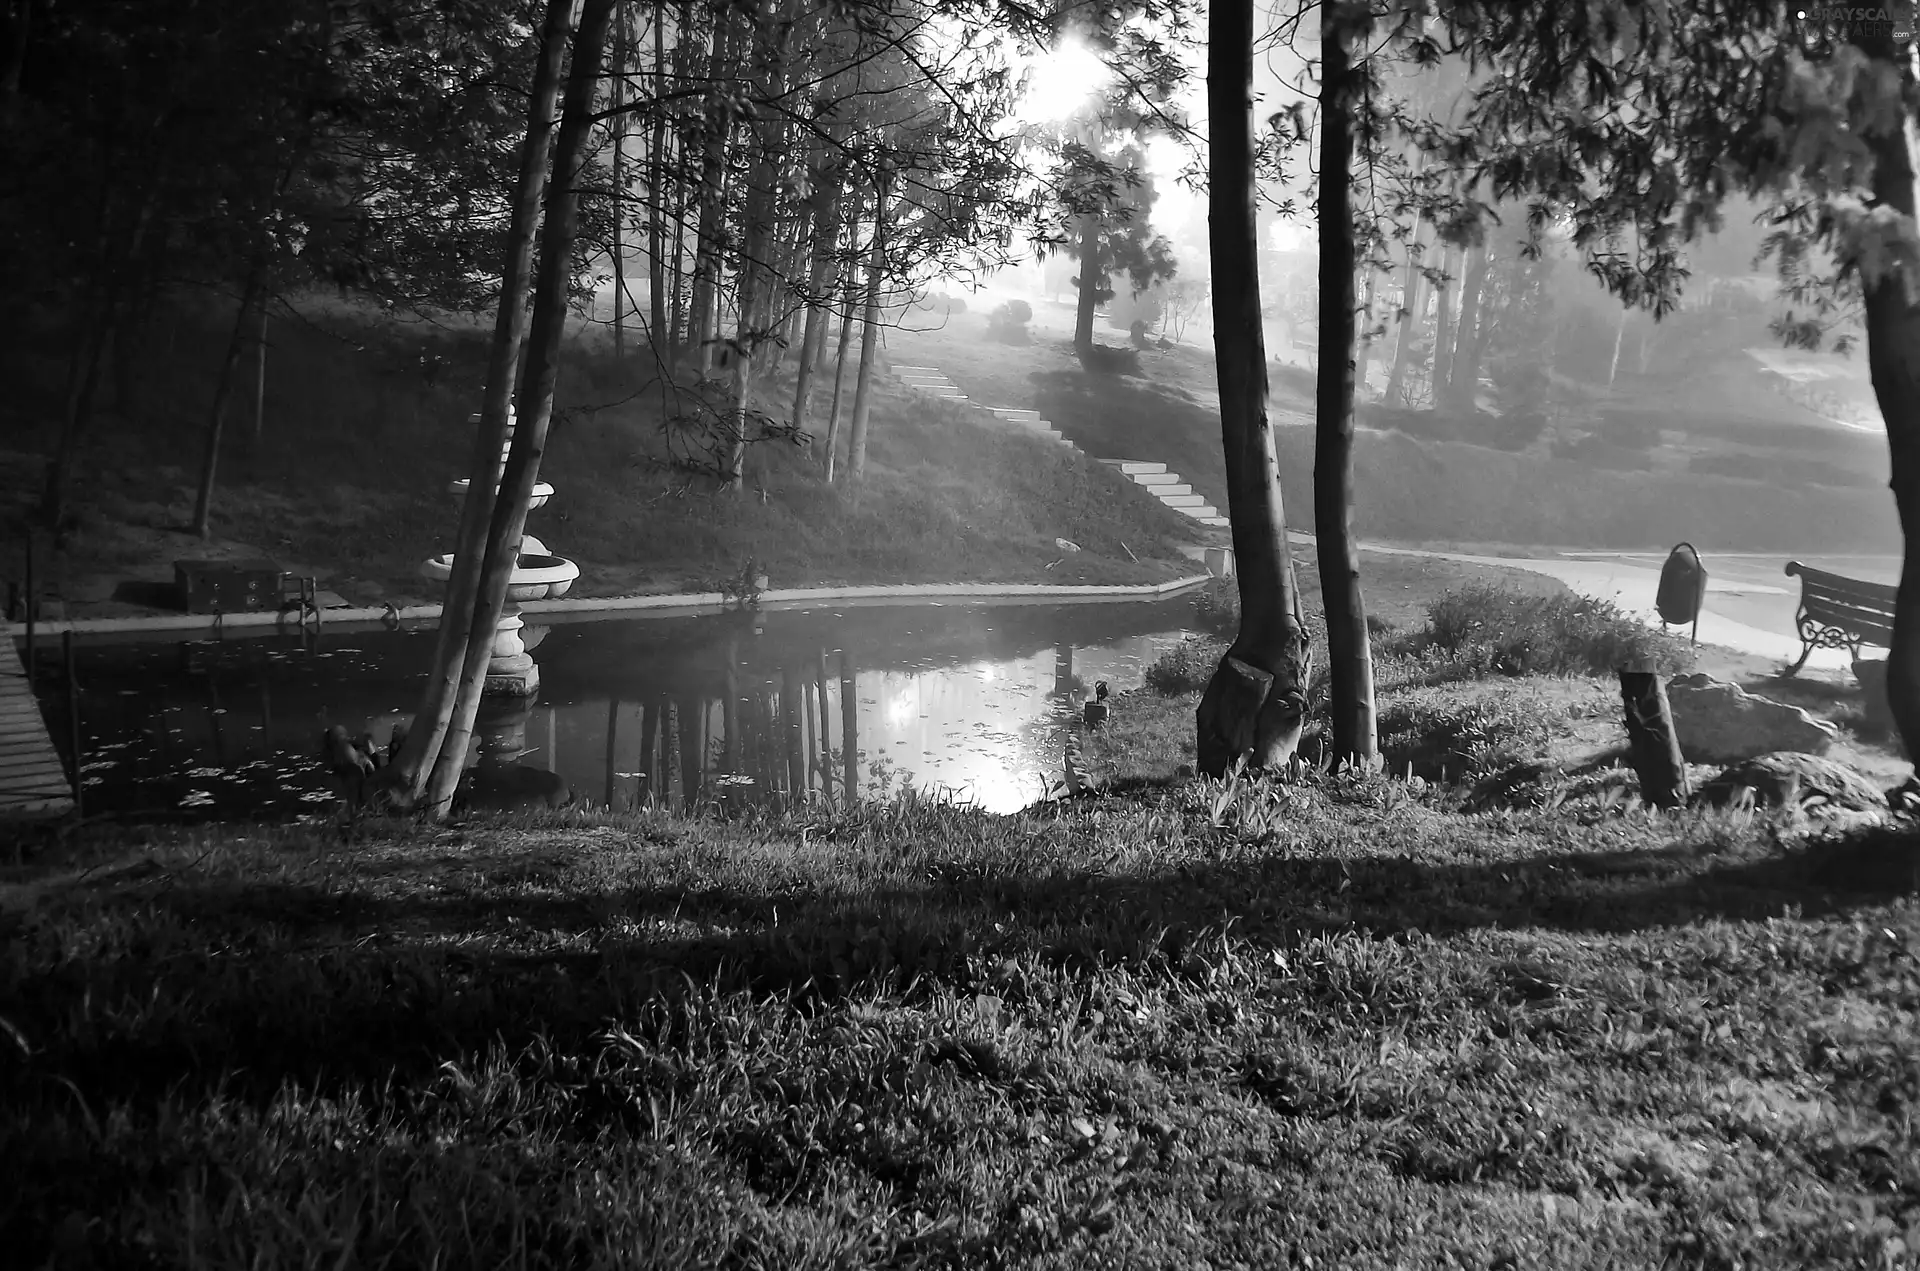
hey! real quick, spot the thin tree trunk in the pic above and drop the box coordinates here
[688,14,733,376]
[1854,24,1920,767]
[1073,213,1101,355]
[792,181,841,436]
[1383,222,1428,407]
[1607,307,1627,387]
[1429,244,1457,409]
[610,3,627,359]
[41,192,155,526]
[384,0,572,804]
[726,0,788,493]
[1196,0,1311,778]
[648,1,668,354]
[189,271,264,538]
[419,0,617,819]
[1313,0,1376,769]
[1446,245,1490,409]
[251,307,268,442]
[844,174,888,488]
[823,248,857,481]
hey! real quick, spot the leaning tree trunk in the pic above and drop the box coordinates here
[189,268,265,539]
[384,0,573,805]
[1313,0,1377,769]
[421,0,618,819]
[844,172,888,489]
[1855,24,1920,768]
[1073,213,1102,356]
[1196,0,1312,778]
[823,245,858,482]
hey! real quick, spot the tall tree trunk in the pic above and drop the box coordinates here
[1607,307,1627,387]
[792,181,841,436]
[1445,245,1490,409]
[1313,0,1377,768]
[823,246,857,481]
[688,13,733,376]
[1429,244,1457,408]
[1196,0,1312,778]
[725,0,790,493]
[647,1,669,355]
[384,0,572,803]
[1854,25,1920,768]
[418,0,616,818]
[189,270,264,539]
[1383,220,1428,408]
[844,173,888,488]
[610,3,627,359]
[1073,213,1102,355]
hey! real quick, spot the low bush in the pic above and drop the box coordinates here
[1145,635,1219,695]
[987,300,1032,343]
[1415,582,1693,678]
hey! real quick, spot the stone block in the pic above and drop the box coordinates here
[1665,673,1839,763]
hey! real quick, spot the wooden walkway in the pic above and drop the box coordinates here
[0,637,74,821]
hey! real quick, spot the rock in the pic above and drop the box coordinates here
[1664,675,1838,763]
[1693,751,1885,815]
[1853,658,1892,732]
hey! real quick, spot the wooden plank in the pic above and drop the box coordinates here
[0,638,72,820]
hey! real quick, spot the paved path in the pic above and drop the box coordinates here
[0,638,74,822]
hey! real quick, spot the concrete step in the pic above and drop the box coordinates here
[1179,505,1221,519]
[1130,471,1181,487]
[1143,482,1193,498]
[1159,493,1207,508]
[1116,461,1167,475]
[1199,515,1231,527]
[892,364,940,373]
[988,407,1042,420]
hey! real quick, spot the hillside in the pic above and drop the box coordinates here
[0,293,1207,618]
[888,296,1899,555]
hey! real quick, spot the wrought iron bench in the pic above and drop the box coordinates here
[1783,560,1896,676]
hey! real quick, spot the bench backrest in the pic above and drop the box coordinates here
[1785,561,1897,647]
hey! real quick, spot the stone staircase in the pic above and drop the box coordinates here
[1097,460,1231,528]
[892,365,1073,447]
[890,362,1229,530]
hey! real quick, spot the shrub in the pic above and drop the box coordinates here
[1416,582,1693,677]
[1146,636,1220,695]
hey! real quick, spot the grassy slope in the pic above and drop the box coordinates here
[3,691,1917,1268]
[0,295,1204,614]
[889,305,1900,553]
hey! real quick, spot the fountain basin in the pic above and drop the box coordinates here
[447,479,554,509]
[419,552,580,600]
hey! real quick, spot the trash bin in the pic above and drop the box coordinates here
[1655,542,1707,643]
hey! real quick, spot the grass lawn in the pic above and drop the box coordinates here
[4,641,1917,1266]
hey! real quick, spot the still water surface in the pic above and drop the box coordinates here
[57,598,1203,820]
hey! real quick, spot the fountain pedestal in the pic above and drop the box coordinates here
[421,408,580,697]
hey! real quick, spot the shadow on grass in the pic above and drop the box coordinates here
[11,804,1916,1110]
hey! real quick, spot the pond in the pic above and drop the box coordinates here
[40,595,1207,821]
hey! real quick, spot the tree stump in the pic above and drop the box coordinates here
[1619,670,1689,809]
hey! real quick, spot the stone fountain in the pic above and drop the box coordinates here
[420,406,579,696]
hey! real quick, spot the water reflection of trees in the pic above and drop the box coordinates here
[596,643,860,814]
